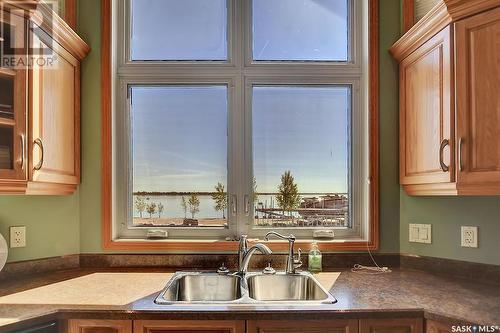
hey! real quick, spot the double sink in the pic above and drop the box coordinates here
[155,271,337,305]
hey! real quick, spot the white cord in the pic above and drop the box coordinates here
[351,242,392,274]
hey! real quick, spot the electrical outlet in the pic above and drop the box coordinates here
[461,226,478,248]
[10,226,26,248]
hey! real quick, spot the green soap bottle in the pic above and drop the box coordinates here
[308,242,322,273]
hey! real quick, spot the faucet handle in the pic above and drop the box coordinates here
[293,248,303,270]
[217,262,230,275]
[262,262,276,275]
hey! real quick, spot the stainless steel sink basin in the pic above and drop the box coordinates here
[155,271,336,305]
[246,273,336,303]
[155,272,241,304]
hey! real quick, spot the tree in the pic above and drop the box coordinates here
[180,196,188,218]
[188,194,200,219]
[146,202,157,218]
[211,182,227,219]
[157,202,164,218]
[135,196,146,218]
[276,170,301,218]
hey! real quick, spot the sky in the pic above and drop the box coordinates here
[130,0,350,194]
[131,0,348,61]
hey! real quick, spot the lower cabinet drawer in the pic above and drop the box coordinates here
[246,319,359,333]
[133,320,245,333]
[68,320,132,333]
[360,318,424,333]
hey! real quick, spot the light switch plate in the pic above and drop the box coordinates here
[10,226,26,248]
[409,223,432,244]
[461,226,478,248]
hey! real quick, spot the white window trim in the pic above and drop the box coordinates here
[112,0,370,242]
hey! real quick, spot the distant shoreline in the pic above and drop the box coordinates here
[133,192,348,196]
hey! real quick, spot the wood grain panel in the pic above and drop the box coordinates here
[426,320,452,333]
[68,320,132,333]
[134,320,244,333]
[247,320,358,333]
[29,24,80,187]
[360,319,423,333]
[399,26,454,185]
[456,6,500,185]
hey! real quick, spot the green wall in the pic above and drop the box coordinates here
[0,195,80,262]
[400,193,500,265]
[77,0,103,254]
[378,0,402,253]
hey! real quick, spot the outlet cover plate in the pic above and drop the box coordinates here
[461,226,478,248]
[10,226,26,248]
[409,223,432,244]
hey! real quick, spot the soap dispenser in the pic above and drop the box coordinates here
[308,242,322,273]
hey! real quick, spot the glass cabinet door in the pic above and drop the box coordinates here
[0,11,27,181]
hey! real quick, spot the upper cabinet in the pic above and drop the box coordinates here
[0,2,89,195]
[391,0,500,196]
[455,8,500,189]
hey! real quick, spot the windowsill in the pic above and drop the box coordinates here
[104,237,377,252]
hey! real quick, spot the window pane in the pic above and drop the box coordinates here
[252,0,349,61]
[252,86,350,228]
[131,0,228,61]
[131,86,228,228]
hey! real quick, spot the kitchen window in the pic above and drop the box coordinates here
[108,0,377,248]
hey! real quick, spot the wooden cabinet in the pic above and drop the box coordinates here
[0,2,89,194]
[399,26,454,186]
[67,318,425,333]
[28,24,80,193]
[425,320,452,333]
[68,320,132,333]
[455,6,500,190]
[391,1,500,195]
[246,319,358,333]
[360,319,423,333]
[134,320,245,333]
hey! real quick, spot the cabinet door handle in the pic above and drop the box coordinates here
[458,137,464,172]
[439,139,450,172]
[33,138,44,171]
[18,134,25,169]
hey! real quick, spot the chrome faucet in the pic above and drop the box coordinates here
[265,231,302,274]
[238,235,272,275]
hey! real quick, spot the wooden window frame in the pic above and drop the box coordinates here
[100,0,380,252]
[403,0,416,33]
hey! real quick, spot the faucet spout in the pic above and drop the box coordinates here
[239,243,272,275]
